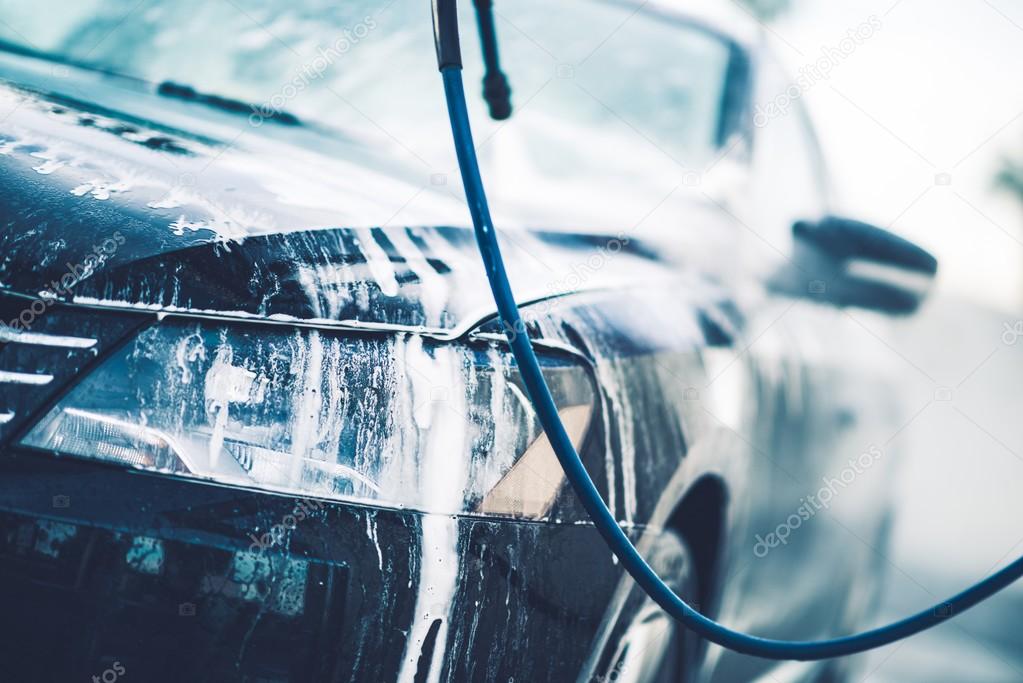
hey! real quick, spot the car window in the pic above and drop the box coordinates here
[0,0,745,231]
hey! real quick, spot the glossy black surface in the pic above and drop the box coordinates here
[0,450,621,683]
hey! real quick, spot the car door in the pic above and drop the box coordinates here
[700,50,901,683]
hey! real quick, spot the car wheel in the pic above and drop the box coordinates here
[600,530,700,683]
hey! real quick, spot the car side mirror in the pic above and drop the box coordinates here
[770,216,938,314]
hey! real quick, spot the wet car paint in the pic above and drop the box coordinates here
[0,76,693,335]
[0,22,904,683]
[0,452,626,682]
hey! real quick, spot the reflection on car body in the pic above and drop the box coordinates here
[0,1,934,681]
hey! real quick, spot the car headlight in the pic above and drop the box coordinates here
[21,320,594,519]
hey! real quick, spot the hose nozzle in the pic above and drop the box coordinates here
[473,0,513,120]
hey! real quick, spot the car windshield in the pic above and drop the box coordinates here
[0,0,742,230]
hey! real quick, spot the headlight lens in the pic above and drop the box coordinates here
[21,320,593,519]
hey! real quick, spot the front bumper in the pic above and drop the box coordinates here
[0,448,624,683]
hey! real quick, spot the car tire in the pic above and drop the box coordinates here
[599,529,701,683]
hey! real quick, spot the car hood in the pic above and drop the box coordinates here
[0,51,688,335]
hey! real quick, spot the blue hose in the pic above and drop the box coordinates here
[439,61,1023,660]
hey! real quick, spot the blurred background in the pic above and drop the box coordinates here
[1,0,1020,680]
[745,0,1023,680]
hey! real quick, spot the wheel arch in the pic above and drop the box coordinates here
[665,474,729,617]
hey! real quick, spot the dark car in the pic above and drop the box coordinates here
[0,1,935,681]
